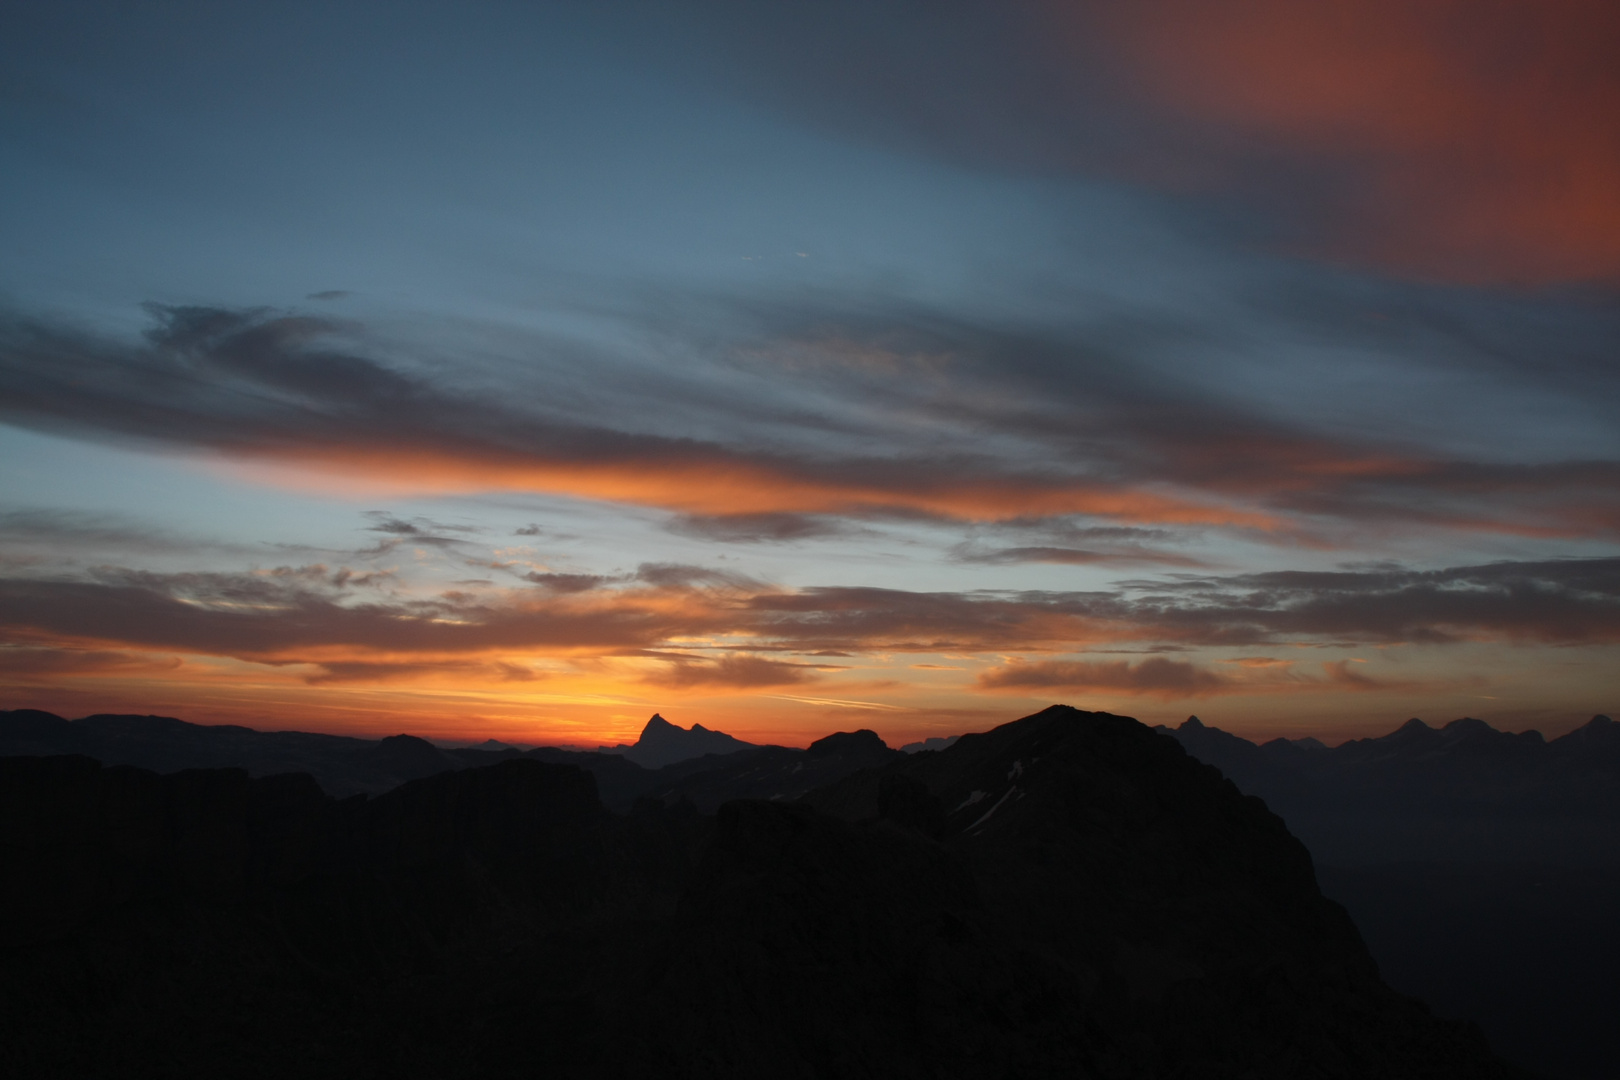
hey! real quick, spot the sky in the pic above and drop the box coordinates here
[1,0,1617,747]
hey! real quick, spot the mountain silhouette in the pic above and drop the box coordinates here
[0,706,1524,1078]
[1158,713,1620,865]
[1162,712,1620,1079]
[611,712,759,768]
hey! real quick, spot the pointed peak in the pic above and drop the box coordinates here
[1180,715,1204,730]
[1397,717,1431,732]
[641,713,679,735]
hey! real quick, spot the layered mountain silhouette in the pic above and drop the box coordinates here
[1161,713,1620,1079]
[1158,713,1620,865]
[0,706,1522,1078]
[0,708,902,814]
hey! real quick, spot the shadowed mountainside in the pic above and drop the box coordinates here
[1161,713,1620,1079]
[1158,713,1620,866]
[0,706,1521,1079]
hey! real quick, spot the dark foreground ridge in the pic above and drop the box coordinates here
[0,706,1522,1078]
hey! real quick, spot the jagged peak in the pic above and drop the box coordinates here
[1180,715,1205,730]
[641,713,677,735]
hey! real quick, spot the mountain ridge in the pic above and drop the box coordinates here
[0,705,1524,1078]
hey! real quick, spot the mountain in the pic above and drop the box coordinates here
[609,713,759,768]
[1161,712,1620,1079]
[634,728,900,811]
[0,708,465,797]
[0,708,878,813]
[1156,713,1620,865]
[0,706,1523,1078]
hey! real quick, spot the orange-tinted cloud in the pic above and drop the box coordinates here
[248,444,1274,527]
[642,654,831,690]
[7,303,1619,542]
[4,557,1615,684]
[1068,0,1620,282]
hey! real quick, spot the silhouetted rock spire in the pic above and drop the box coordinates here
[621,713,757,769]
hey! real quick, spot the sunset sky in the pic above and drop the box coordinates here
[2,1,1617,747]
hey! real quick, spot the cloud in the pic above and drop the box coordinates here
[2,557,1614,680]
[1079,0,1620,283]
[2,300,1616,545]
[977,657,1234,698]
[975,652,1430,700]
[642,653,829,690]
[0,645,182,677]
[951,544,1208,568]
[0,303,1281,528]
[525,572,613,594]
[301,658,548,685]
[665,512,845,543]
[1120,558,1620,645]
[633,563,762,590]
[668,1,1620,283]
[0,508,253,557]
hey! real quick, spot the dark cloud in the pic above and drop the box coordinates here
[0,645,182,677]
[633,563,762,590]
[1,298,1616,540]
[524,572,612,594]
[951,545,1208,568]
[361,511,478,548]
[651,1,1620,283]
[0,555,1614,670]
[0,508,257,557]
[1119,558,1620,646]
[0,570,701,657]
[975,654,1420,699]
[301,658,547,685]
[665,512,845,543]
[978,657,1234,697]
[644,654,828,690]
[306,290,351,301]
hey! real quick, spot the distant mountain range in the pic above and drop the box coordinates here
[0,706,1521,1078]
[5,703,1614,1076]
[0,707,901,812]
[1157,713,1620,865]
